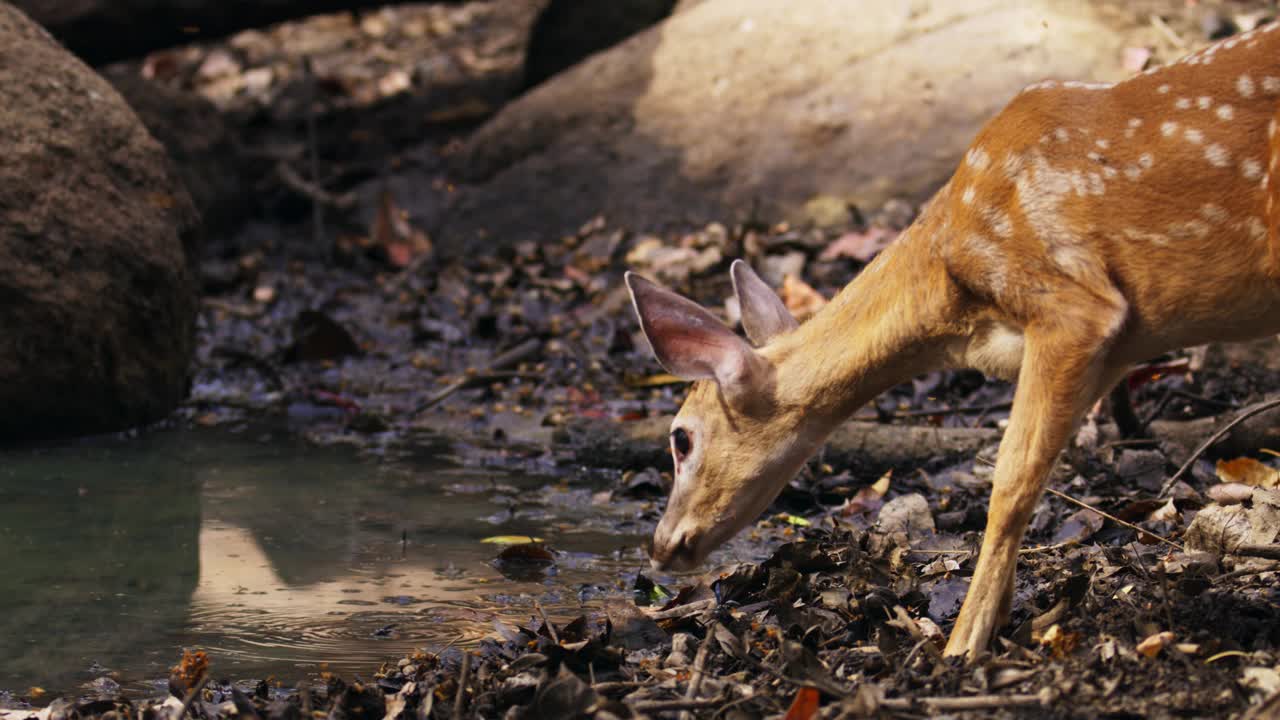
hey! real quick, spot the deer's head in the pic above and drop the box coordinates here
[626,261,826,571]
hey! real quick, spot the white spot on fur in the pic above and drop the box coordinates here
[1175,97,1192,109]
[1157,84,1172,94]
[1241,157,1264,180]
[962,186,976,204]
[983,207,1013,238]
[1160,121,1178,137]
[1238,74,1256,98]
[1205,143,1231,167]
[1095,139,1109,150]
[1247,217,1267,241]
[1087,172,1106,195]
[1050,244,1094,279]
[1001,153,1025,178]
[1124,165,1142,181]
[1102,166,1118,179]
[1070,170,1089,196]
[1200,204,1228,224]
[965,234,1006,293]
[1184,127,1204,144]
[1128,118,1143,129]
[1264,76,1280,94]
[966,146,991,171]
[1054,128,1070,143]
[1167,220,1212,241]
[1216,104,1235,121]
[1197,96,1213,109]
[1139,153,1154,170]
[1123,228,1169,245]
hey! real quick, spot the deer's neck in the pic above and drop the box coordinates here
[765,227,964,424]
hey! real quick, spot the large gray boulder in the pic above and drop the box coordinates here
[442,0,1129,247]
[0,2,200,441]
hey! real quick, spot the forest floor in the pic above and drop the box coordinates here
[6,1,1280,718]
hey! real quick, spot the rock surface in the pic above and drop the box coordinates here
[0,2,200,440]
[103,68,246,235]
[442,0,1129,248]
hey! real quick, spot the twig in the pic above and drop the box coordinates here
[1161,396,1280,495]
[592,681,650,694]
[630,697,725,713]
[301,55,328,259]
[680,626,714,720]
[1212,561,1280,583]
[533,600,559,644]
[853,401,1012,422]
[643,598,716,621]
[412,339,543,414]
[453,651,471,720]
[1044,487,1183,552]
[879,693,1047,712]
[1151,14,1187,48]
[277,162,357,210]
[177,674,211,720]
[1235,544,1280,560]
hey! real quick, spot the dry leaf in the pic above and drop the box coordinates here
[780,274,827,320]
[1216,457,1280,488]
[1136,631,1175,658]
[819,226,897,262]
[783,687,820,720]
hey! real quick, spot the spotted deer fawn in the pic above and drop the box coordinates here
[626,22,1280,659]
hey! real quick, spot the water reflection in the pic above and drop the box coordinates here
[0,429,647,695]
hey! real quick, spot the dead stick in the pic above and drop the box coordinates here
[1162,396,1280,495]
[630,697,725,713]
[453,651,471,720]
[178,674,211,720]
[277,161,356,210]
[533,600,560,644]
[1045,487,1184,552]
[643,598,716,621]
[679,626,714,720]
[412,339,542,414]
[880,693,1046,711]
[1235,544,1280,560]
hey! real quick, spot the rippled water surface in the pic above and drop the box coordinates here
[0,428,651,695]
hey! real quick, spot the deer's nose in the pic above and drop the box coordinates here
[650,527,699,572]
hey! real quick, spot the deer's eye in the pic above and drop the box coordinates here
[671,427,692,460]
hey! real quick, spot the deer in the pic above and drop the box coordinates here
[625,22,1280,660]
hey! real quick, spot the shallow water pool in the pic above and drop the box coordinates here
[0,427,654,696]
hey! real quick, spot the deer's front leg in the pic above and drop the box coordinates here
[944,314,1127,660]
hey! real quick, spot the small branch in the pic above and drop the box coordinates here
[453,651,471,720]
[1213,561,1280,583]
[880,693,1047,712]
[1150,14,1187,48]
[534,600,559,644]
[178,674,211,720]
[643,598,716,621]
[277,161,357,211]
[680,626,714,720]
[412,339,543,415]
[1235,544,1280,560]
[1161,396,1280,496]
[629,697,725,713]
[1044,487,1183,552]
[592,681,650,694]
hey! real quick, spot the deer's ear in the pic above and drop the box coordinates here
[731,260,797,346]
[626,271,761,387]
